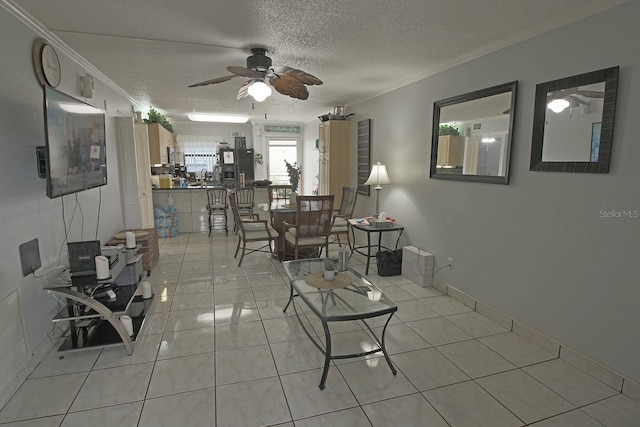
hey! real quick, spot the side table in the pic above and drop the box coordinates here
[349,222,404,275]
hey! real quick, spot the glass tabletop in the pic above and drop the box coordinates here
[283,258,397,321]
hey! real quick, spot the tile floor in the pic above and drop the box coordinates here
[1,231,640,426]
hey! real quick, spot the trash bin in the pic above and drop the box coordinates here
[375,249,403,276]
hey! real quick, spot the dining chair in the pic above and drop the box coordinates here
[330,187,358,248]
[266,184,293,228]
[206,187,228,236]
[282,195,335,259]
[232,187,255,233]
[228,192,276,266]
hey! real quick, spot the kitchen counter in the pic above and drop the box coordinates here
[152,187,270,233]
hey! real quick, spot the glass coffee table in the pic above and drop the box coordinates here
[283,258,398,389]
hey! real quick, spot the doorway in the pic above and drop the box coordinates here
[268,138,300,186]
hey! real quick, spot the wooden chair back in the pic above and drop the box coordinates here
[234,187,255,212]
[267,185,293,209]
[294,195,335,239]
[206,187,228,210]
[336,187,357,217]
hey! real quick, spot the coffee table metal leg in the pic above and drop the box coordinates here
[381,313,397,375]
[320,320,332,390]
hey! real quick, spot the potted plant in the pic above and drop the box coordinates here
[323,258,336,281]
[438,124,460,136]
[284,160,301,193]
[144,107,174,133]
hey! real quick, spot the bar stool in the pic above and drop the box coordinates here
[206,187,228,236]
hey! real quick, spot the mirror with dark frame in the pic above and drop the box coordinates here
[530,66,619,173]
[430,81,518,185]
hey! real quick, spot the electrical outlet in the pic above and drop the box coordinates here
[447,257,454,268]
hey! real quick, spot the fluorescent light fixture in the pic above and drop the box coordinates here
[188,113,249,123]
[548,98,570,113]
[58,103,103,114]
[481,137,496,143]
[247,80,272,102]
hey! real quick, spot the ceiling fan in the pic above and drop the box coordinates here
[188,47,323,101]
[546,87,604,113]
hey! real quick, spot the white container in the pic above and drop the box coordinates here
[142,281,153,299]
[120,315,134,336]
[323,270,336,281]
[125,231,136,249]
[95,255,110,280]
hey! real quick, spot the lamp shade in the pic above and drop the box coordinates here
[247,80,272,102]
[364,162,391,188]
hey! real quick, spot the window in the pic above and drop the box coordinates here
[268,139,299,185]
[184,153,215,174]
[175,135,221,179]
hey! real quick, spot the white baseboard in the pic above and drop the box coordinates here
[441,281,639,402]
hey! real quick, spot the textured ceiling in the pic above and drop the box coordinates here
[9,0,628,124]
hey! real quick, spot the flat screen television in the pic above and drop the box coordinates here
[44,86,107,198]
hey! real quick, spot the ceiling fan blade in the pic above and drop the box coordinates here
[272,65,323,85]
[227,66,264,79]
[237,80,251,100]
[566,95,589,107]
[575,90,604,98]
[270,76,309,100]
[188,75,235,87]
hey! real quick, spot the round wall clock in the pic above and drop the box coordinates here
[32,38,61,88]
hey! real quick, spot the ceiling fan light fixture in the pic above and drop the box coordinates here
[548,98,570,113]
[248,80,272,102]
[188,113,249,123]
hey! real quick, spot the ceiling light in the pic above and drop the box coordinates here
[58,103,103,114]
[247,81,272,102]
[481,137,496,143]
[188,113,249,123]
[547,98,570,113]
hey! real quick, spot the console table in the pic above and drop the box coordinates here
[45,246,152,355]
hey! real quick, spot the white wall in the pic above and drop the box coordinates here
[0,7,130,354]
[348,1,640,382]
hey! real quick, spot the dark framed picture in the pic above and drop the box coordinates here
[357,119,371,196]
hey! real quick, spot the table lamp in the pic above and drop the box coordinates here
[364,161,391,216]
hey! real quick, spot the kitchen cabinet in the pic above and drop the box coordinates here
[436,135,463,167]
[318,120,351,200]
[147,123,174,165]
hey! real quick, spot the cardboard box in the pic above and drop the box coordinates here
[401,246,433,287]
